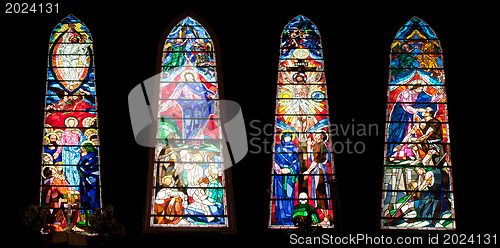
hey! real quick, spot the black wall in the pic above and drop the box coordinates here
[3,1,496,246]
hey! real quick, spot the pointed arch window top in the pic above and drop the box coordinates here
[161,16,216,84]
[280,15,322,60]
[284,15,319,31]
[395,16,438,40]
[167,16,211,39]
[50,15,92,42]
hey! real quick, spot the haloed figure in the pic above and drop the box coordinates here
[273,132,300,225]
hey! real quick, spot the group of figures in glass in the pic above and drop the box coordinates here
[38,14,455,233]
[269,16,336,229]
[41,15,100,233]
[382,17,454,229]
[151,17,228,227]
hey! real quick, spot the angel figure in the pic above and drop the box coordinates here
[163,38,188,72]
[189,38,215,78]
[183,24,215,78]
[163,24,189,73]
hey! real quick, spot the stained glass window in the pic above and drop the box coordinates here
[381,16,455,229]
[40,15,101,233]
[268,15,338,229]
[144,15,234,230]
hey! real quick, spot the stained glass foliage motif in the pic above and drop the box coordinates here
[148,16,228,228]
[40,15,101,233]
[381,17,455,229]
[269,15,336,229]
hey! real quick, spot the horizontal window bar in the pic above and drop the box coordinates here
[386,101,447,104]
[38,207,99,210]
[46,79,95,82]
[392,38,439,41]
[160,81,218,84]
[153,186,225,189]
[277,83,326,86]
[279,49,323,52]
[272,152,335,155]
[161,65,215,69]
[279,58,324,60]
[273,130,332,134]
[275,114,330,116]
[162,51,214,54]
[42,126,99,129]
[270,198,333,201]
[390,52,443,55]
[271,174,335,176]
[385,120,449,124]
[158,98,220,101]
[157,117,220,120]
[381,189,453,193]
[39,160,101,165]
[45,94,97,97]
[41,144,101,147]
[383,164,452,168]
[44,110,98,113]
[47,54,94,56]
[164,36,212,39]
[389,67,444,70]
[154,161,224,164]
[381,217,454,221]
[47,66,92,68]
[48,54,93,57]
[49,42,92,44]
[279,68,325,72]
[154,138,225,142]
[150,214,227,217]
[384,141,449,145]
[276,97,328,100]
[154,138,224,142]
[40,185,100,188]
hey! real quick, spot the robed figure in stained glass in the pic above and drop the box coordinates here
[269,15,338,229]
[145,15,234,232]
[273,132,300,225]
[305,131,331,225]
[381,16,454,229]
[55,117,85,187]
[159,72,216,141]
[387,76,444,162]
[40,15,102,234]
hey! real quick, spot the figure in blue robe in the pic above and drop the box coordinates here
[273,132,300,225]
[415,168,452,226]
[171,79,215,140]
[78,143,100,210]
[387,90,438,156]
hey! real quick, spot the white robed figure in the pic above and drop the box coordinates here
[57,25,91,91]
[54,117,86,188]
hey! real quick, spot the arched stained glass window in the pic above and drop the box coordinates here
[381,16,455,229]
[40,15,101,233]
[144,14,235,232]
[268,15,338,229]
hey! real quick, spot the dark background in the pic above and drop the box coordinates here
[2,1,497,247]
